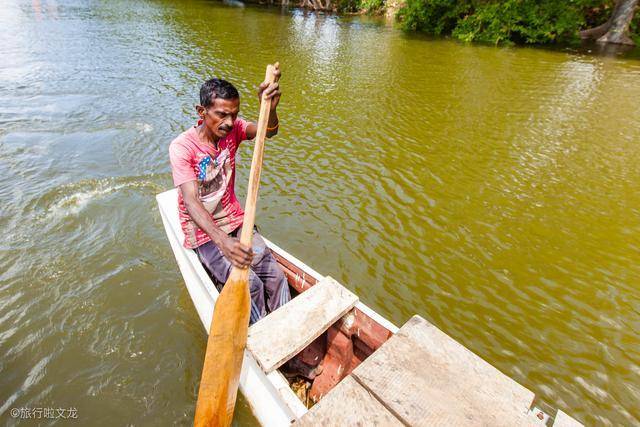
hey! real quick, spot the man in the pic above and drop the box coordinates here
[169,69,290,325]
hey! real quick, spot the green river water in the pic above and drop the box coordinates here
[1,0,640,425]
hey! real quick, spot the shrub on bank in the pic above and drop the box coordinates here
[337,0,385,13]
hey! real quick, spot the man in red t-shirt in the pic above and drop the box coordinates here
[169,69,290,324]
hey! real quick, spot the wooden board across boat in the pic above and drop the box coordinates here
[156,188,583,426]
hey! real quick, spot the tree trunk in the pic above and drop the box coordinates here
[581,0,638,45]
[598,0,638,45]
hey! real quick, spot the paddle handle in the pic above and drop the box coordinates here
[238,63,279,248]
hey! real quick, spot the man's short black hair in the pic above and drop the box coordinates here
[200,78,239,108]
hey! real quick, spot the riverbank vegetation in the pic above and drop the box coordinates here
[292,0,639,47]
[396,0,639,46]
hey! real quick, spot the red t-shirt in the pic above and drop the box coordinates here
[169,118,249,249]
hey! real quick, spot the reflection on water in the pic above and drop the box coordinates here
[1,0,640,425]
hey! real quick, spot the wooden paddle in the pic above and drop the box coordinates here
[193,63,280,427]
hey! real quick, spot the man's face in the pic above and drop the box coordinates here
[202,97,240,140]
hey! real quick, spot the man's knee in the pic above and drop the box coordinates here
[195,241,232,286]
[249,231,270,267]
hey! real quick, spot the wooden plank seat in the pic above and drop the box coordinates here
[297,315,554,426]
[247,276,359,373]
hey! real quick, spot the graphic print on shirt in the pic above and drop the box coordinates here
[197,148,232,215]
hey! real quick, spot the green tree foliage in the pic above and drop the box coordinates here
[397,0,637,45]
[397,0,474,35]
[632,13,640,43]
[336,0,361,13]
[337,0,385,13]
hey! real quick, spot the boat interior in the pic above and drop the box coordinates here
[272,252,393,407]
[207,249,393,408]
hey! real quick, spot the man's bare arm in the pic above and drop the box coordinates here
[180,181,253,268]
[246,108,279,140]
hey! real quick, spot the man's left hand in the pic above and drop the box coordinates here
[258,65,281,110]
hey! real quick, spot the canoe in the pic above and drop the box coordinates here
[157,188,581,426]
[156,188,399,425]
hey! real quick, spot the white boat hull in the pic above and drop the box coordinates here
[157,189,306,426]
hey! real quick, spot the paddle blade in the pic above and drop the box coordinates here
[194,268,250,427]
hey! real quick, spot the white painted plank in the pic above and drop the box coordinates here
[352,315,538,426]
[295,375,403,427]
[553,409,583,427]
[247,276,358,373]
